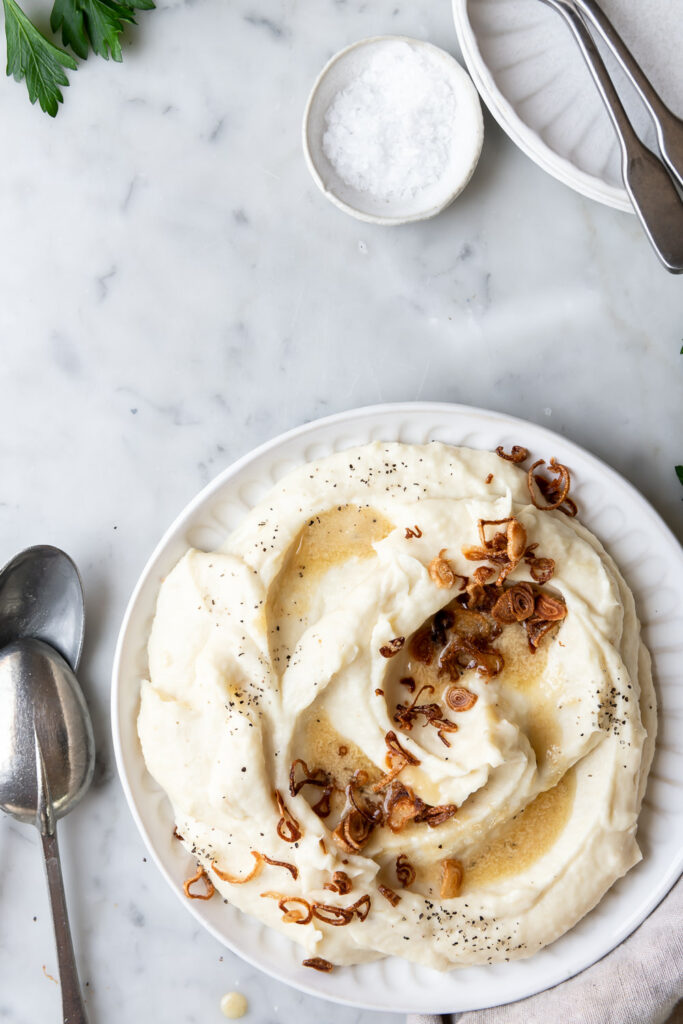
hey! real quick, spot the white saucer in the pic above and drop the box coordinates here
[112,402,683,1013]
[452,0,683,211]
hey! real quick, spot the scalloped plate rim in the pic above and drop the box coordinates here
[451,0,633,212]
[112,401,682,1013]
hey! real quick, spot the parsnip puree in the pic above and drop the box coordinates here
[138,442,655,971]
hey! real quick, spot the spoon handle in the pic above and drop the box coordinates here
[572,0,683,191]
[548,0,683,273]
[41,829,90,1024]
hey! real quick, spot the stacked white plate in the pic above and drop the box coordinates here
[452,0,683,210]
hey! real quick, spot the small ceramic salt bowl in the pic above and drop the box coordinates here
[303,35,484,226]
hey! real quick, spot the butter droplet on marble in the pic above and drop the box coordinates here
[220,991,248,1019]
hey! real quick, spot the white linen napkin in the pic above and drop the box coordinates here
[407,877,682,1024]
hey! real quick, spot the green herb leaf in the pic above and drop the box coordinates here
[676,466,683,486]
[3,0,77,115]
[51,0,142,62]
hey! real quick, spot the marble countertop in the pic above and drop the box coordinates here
[0,0,681,1021]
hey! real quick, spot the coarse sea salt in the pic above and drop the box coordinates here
[322,42,458,203]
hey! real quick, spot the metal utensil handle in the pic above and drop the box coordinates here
[554,1,683,273]
[41,830,90,1024]
[573,0,683,190]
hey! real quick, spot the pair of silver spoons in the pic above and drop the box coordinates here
[0,546,94,1024]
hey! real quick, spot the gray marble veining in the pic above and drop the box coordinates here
[0,0,681,1021]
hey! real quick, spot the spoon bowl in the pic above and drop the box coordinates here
[0,638,94,826]
[0,546,85,671]
[0,636,94,1024]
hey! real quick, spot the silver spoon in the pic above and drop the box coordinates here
[538,0,683,273]
[0,546,85,671]
[0,637,95,1024]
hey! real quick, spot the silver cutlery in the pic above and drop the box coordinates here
[0,549,94,1024]
[539,0,683,273]
[571,0,683,192]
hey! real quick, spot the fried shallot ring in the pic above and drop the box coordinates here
[302,957,333,972]
[428,549,458,589]
[384,730,420,766]
[274,790,302,843]
[332,810,374,853]
[260,891,312,925]
[312,902,354,926]
[379,636,405,658]
[378,885,401,907]
[349,894,371,921]
[440,859,464,899]
[211,851,264,884]
[396,853,416,887]
[490,582,535,625]
[408,625,434,664]
[289,758,329,797]
[527,458,577,516]
[262,854,299,881]
[183,864,215,900]
[324,871,352,895]
[418,804,458,828]
[405,525,422,539]
[534,593,568,621]
[445,686,478,712]
[495,445,529,463]
[528,557,555,584]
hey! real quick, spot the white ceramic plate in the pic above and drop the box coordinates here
[452,0,683,211]
[112,402,683,1014]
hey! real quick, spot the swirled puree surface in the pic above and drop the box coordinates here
[138,442,656,971]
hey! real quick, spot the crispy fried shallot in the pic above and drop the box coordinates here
[211,850,264,884]
[419,804,458,828]
[262,854,299,881]
[440,859,464,899]
[490,582,535,624]
[445,686,478,712]
[524,592,567,650]
[312,902,354,926]
[495,445,529,463]
[378,884,401,906]
[302,957,333,972]
[431,608,455,645]
[183,864,215,900]
[527,458,577,517]
[311,786,334,818]
[275,790,302,843]
[528,556,555,584]
[534,593,567,621]
[260,891,312,925]
[332,810,374,853]
[385,730,421,766]
[428,549,458,589]
[396,853,416,887]
[438,637,504,681]
[379,636,405,658]
[324,871,352,895]
[399,676,416,693]
[382,781,426,833]
[409,624,435,664]
[405,525,423,539]
[289,758,330,798]
[393,686,459,747]
[349,894,371,921]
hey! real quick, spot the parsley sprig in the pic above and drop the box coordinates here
[3,0,154,114]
